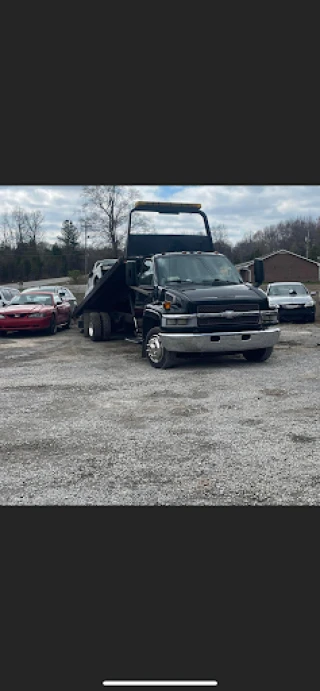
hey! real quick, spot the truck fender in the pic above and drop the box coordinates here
[142,310,162,357]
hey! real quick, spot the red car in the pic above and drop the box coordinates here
[0,291,71,335]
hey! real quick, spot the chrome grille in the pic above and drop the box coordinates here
[197,303,261,331]
[197,302,259,313]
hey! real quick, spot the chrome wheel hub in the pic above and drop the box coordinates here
[88,325,94,337]
[146,334,163,363]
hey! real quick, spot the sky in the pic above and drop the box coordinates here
[1,185,320,247]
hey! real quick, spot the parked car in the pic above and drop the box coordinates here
[0,291,72,335]
[22,285,78,314]
[266,282,316,322]
[0,286,20,306]
[85,259,118,295]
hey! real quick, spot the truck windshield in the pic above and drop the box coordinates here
[155,254,243,286]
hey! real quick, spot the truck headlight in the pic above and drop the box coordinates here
[261,309,279,325]
[164,317,189,325]
[162,314,197,328]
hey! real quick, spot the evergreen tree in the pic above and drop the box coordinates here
[57,220,80,250]
[57,220,81,271]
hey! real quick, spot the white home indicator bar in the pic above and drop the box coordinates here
[102,683,218,687]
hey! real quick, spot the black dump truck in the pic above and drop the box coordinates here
[73,201,280,369]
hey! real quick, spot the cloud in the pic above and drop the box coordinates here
[1,185,320,246]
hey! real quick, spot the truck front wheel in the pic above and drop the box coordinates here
[243,347,273,362]
[88,313,103,341]
[145,327,176,369]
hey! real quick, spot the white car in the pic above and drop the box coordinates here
[266,282,316,323]
[85,259,118,296]
[0,286,20,307]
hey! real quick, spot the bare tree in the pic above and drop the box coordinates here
[0,207,45,247]
[0,213,14,248]
[210,224,233,259]
[24,210,45,244]
[210,223,229,244]
[80,186,151,256]
[12,207,28,245]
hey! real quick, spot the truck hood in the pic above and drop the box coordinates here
[1,304,52,314]
[166,282,268,307]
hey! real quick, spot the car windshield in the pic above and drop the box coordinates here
[101,260,117,267]
[10,294,53,306]
[155,253,242,285]
[268,284,308,296]
[27,286,73,297]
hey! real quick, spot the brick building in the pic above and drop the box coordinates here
[236,250,320,283]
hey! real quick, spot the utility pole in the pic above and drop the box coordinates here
[305,229,310,259]
[83,220,91,275]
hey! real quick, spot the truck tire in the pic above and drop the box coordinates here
[83,312,90,337]
[100,312,112,340]
[243,347,273,362]
[144,327,176,369]
[88,313,103,341]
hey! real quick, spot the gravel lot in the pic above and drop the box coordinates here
[1,322,320,505]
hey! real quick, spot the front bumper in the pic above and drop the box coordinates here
[159,327,280,354]
[278,306,315,321]
[0,317,51,331]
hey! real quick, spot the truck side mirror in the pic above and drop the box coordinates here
[253,259,264,287]
[125,260,138,286]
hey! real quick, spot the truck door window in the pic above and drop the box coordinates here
[139,259,154,286]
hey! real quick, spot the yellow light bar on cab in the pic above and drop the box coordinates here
[135,201,201,210]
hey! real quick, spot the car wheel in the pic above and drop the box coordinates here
[243,347,274,362]
[144,327,176,369]
[100,312,112,340]
[45,315,57,336]
[88,313,103,341]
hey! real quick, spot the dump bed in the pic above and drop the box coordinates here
[73,257,131,318]
[74,201,214,319]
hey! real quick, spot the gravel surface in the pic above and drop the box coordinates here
[1,322,320,505]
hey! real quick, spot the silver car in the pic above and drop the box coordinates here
[22,285,78,315]
[266,281,316,323]
[0,286,20,307]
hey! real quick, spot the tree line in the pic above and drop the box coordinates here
[1,186,320,284]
